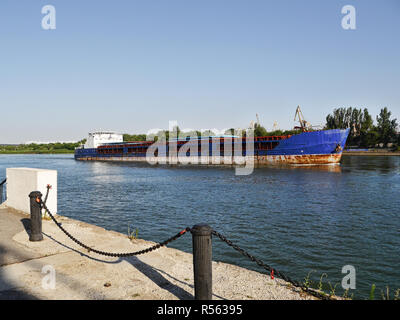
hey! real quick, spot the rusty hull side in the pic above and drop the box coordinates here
[257,153,342,165]
[76,154,343,165]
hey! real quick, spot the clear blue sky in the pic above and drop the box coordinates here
[0,0,399,143]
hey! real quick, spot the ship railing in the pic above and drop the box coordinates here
[255,135,292,141]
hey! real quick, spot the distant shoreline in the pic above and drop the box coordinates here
[0,151,74,155]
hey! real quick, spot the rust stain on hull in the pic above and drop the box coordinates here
[258,153,342,165]
[77,153,343,166]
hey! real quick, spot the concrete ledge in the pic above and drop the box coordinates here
[5,168,57,215]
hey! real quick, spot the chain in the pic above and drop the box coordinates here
[38,193,190,258]
[39,186,333,299]
[211,230,333,300]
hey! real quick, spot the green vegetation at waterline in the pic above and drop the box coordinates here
[303,270,400,300]
[127,225,139,241]
[325,107,399,148]
[0,140,86,154]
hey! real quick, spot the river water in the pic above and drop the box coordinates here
[0,154,399,299]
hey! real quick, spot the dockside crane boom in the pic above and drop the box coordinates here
[294,105,311,132]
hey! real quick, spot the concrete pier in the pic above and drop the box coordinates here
[5,168,57,215]
[0,205,315,300]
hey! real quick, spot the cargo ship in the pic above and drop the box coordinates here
[74,129,350,165]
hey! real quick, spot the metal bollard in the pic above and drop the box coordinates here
[29,191,43,241]
[0,179,6,204]
[191,224,212,300]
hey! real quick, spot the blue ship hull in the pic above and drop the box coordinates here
[75,129,350,165]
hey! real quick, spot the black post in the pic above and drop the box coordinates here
[0,179,6,204]
[191,224,212,300]
[29,191,43,242]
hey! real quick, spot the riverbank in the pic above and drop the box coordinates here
[0,205,317,300]
[343,150,400,156]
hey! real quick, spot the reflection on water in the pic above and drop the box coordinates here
[342,155,400,174]
[0,154,399,299]
[265,163,342,173]
[86,175,126,183]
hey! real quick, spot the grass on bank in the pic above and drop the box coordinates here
[127,225,139,241]
[0,149,75,154]
[303,270,400,300]
[0,141,85,154]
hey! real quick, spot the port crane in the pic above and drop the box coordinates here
[294,105,312,132]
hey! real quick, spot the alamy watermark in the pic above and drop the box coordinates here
[341,265,356,290]
[341,5,356,30]
[39,5,358,32]
[41,5,56,30]
[40,4,357,31]
[41,265,56,290]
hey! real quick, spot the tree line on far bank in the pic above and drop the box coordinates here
[0,140,86,154]
[325,107,399,148]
